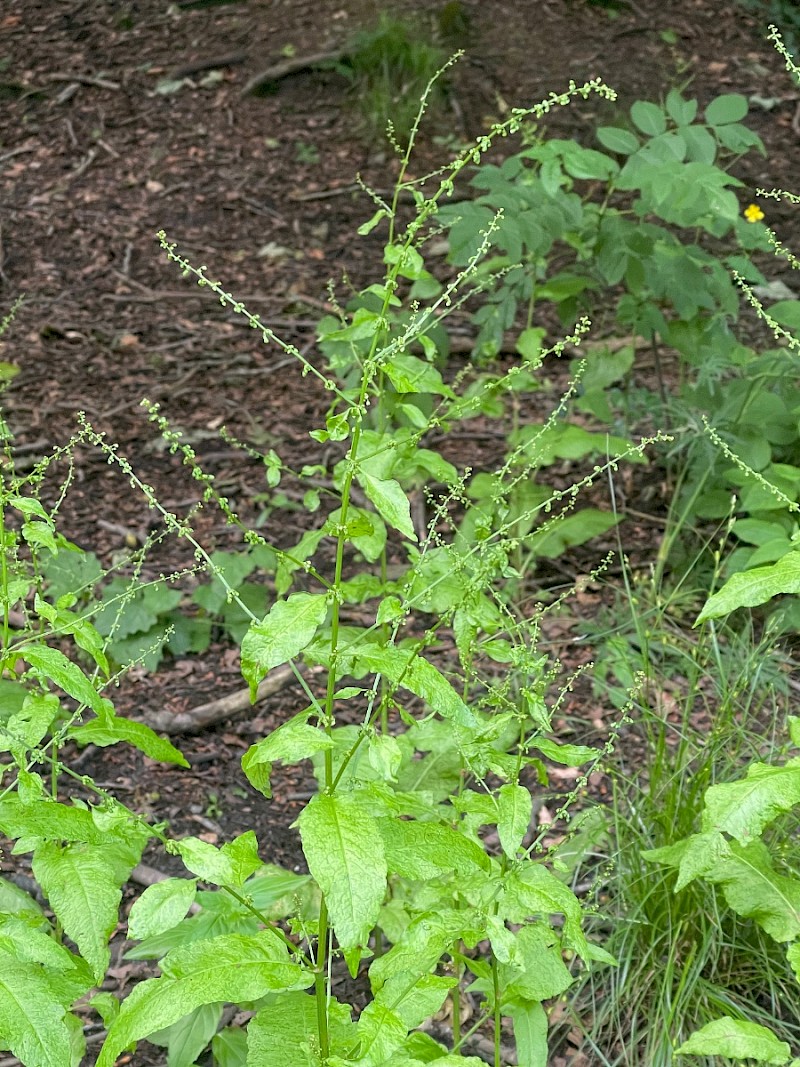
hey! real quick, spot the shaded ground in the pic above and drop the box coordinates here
[0,0,798,1063]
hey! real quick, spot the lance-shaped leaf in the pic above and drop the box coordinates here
[96,930,311,1067]
[17,644,107,713]
[247,991,356,1067]
[497,783,533,858]
[357,471,417,542]
[69,709,188,767]
[696,552,800,623]
[128,877,198,941]
[704,840,800,943]
[33,832,148,982]
[0,952,86,1067]
[241,593,328,701]
[507,998,548,1067]
[298,792,387,952]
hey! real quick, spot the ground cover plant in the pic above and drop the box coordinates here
[1,8,799,1067]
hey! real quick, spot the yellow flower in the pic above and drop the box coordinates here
[744,203,765,223]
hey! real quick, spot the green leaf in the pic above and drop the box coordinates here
[507,999,548,1067]
[358,209,387,236]
[529,738,598,765]
[700,760,800,844]
[525,509,621,560]
[212,1025,247,1067]
[175,832,262,888]
[496,923,573,1001]
[676,1017,790,1063]
[497,783,532,858]
[596,126,640,154]
[766,299,800,333]
[18,644,106,713]
[378,818,489,880]
[248,991,355,1066]
[358,1000,408,1064]
[357,472,417,541]
[298,792,387,951]
[375,973,454,1030]
[383,353,454,398]
[708,840,800,942]
[0,953,83,1067]
[148,1002,222,1065]
[705,93,749,126]
[69,711,189,766]
[696,552,800,622]
[630,100,666,136]
[128,878,198,941]
[33,835,147,981]
[369,910,468,991]
[665,89,698,126]
[384,242,424,280]
[241,593,328,700]
[242,716,333,798]
[340,643,475,728]
[96,931,311,1067]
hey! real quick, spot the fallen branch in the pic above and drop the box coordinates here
[142,663,303,734]
[171,52,248,79]
[242,48,345,96]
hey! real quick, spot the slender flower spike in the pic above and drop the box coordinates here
[744,203,765,223]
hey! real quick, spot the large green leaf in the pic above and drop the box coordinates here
[677,1017,790,1064]
[369,910,470,991]
[700,760,800,844]
[298,792,387,951]
[357,472,417,542]
[241,593,328,700]
[96,931,311,1066]
[33,834,146,981]
[175,832,262,887]
[242,715,334,799]
[496,924,573,1002]
[704,840,800,943]
[0,795,104,844]
[69,711,188,766]
[247,991,355,1067]
[378,818,489,880]
[507,999,548,1067]
[0,952,84,1067]
[696,552,800,622]
[357,1000,408,1065]
[17,644,106,713]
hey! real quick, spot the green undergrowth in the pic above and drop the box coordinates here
[557,569,800,1065]
[0,75,644,1067]
[0,27,799,1067]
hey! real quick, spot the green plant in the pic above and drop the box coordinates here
[340,13,448,146]
[0,76,645,1067]
[435,73,800,612]
[559,572,800,1065]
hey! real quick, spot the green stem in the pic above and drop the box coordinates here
[315,897,330,1061]
[491,955,501,1067]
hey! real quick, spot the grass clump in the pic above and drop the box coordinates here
[558,581,800,1066]
[342,13,449,145]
